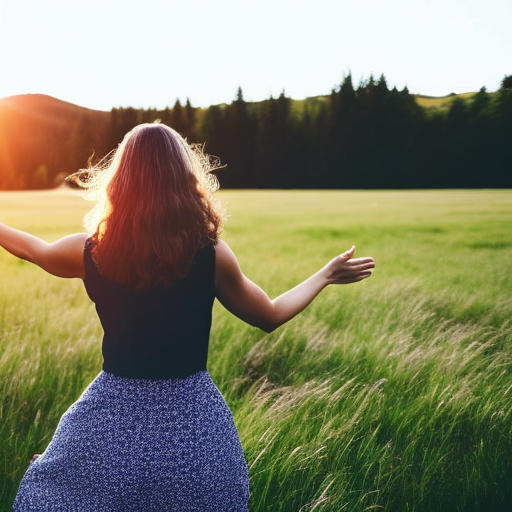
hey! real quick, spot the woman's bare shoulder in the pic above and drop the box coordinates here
[214,239,241,287]
[63,232,90,253]
[71,232,89,244]
[215,239,239,266]
[44,232,90,279]
[215,238,230,256]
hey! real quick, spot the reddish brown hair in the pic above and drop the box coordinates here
[78,123,224,289]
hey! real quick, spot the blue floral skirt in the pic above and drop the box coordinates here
[13,371,249,511]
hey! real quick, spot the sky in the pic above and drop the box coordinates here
[0,0,510,111]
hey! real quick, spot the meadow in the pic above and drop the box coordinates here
[1,188,511,511]
[413,92,477,111]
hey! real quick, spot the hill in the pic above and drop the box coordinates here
[0,94,111,189]
[413,92,478,111]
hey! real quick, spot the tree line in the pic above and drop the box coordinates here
[1,74,511,190]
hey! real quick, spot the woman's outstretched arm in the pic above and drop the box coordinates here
[215,239,375,333]
[0,222,87,279]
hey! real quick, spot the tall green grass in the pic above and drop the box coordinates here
[1,189,511,511]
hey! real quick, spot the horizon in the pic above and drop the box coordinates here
[0,85,491,114]
[0,68,505,113]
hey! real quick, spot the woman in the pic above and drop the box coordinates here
[3,123,375,511]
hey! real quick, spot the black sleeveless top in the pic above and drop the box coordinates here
[83,239,216,379]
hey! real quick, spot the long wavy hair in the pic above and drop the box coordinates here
[71,122,224,290]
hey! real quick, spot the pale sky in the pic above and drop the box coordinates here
[0,0,510,111]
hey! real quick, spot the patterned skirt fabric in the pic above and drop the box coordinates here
[13,371,249,512]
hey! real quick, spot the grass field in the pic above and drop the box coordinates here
[1,188,512,511]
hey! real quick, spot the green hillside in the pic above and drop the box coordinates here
[413,92,478,111]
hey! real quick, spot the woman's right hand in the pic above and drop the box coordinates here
[323,246,375,285]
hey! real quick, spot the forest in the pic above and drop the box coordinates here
[0,73,511,190]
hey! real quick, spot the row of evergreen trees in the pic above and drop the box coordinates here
[106,74,512,188]
[1,74,511,189]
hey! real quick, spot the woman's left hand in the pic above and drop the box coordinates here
[323,246,375,285]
